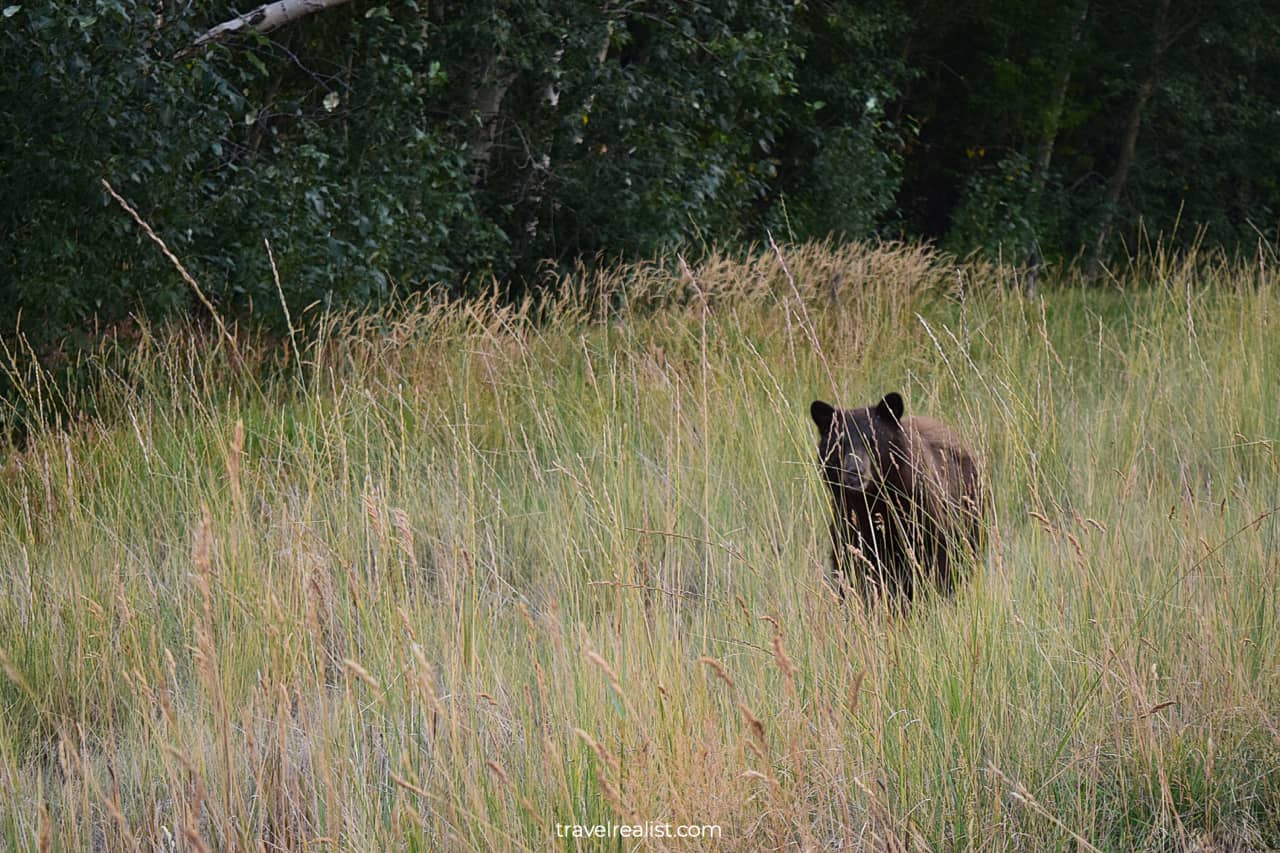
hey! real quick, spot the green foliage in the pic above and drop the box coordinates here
[4,0,862,345]
[946,151,1090,261]
[2,0,1280,363]
[912,0,1280,260]
[772,2,911,241]
[502,0,812,263]
[1114,3,1280,248]
[2,1,225,330]
[947,153,1038,258]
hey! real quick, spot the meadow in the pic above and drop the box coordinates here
[0,241,1277,850]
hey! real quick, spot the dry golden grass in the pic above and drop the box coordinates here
[0,240,1277,850]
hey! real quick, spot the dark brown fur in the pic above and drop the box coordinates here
[811,393,985,605]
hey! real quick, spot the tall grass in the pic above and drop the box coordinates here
[0,241,1277,850]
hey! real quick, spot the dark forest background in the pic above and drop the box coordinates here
[4,0,1279,350]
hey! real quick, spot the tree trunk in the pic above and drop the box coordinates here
[183,0,353,54]
[464,63,517,183]
[1030,0,1089,194]
[1087,0,1171,283]
[518,21,615,249]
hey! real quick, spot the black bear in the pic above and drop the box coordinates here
[810,393,985,605]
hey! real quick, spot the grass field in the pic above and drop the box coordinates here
[1,242,1278,850]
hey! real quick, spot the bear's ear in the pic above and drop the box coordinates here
[810,400,835,433]
[876,392,905,422]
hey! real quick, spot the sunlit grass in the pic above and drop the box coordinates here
[0,241,1277,849]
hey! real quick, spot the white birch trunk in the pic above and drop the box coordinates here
[190,0,353,50]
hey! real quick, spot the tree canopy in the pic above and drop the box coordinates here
[3,0,1278,345]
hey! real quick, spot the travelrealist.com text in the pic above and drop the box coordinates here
[555,822,722,840]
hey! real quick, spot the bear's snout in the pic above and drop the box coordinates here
[839,448,872,490]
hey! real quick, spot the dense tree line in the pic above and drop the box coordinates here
[3,0,1278,348]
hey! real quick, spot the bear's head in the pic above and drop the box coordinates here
[810,393,906,497]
